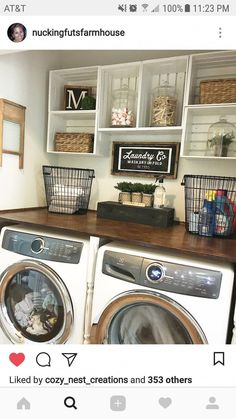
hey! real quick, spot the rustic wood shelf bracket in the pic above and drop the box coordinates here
[0,98,26,169]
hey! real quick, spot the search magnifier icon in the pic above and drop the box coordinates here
[64,396,77,410]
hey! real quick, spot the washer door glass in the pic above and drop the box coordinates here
[0,260,73,343]
[108,302,191,344]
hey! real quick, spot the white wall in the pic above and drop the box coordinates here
[56,148,236,222]
[0,50,234,222]
[0,51,60,210]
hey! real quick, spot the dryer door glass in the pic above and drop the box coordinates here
[108,302,192,344]
[92,292,206,344]
[0,260,73,343]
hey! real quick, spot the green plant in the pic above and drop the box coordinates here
[114,182,133,192]
[142,183,156,194]
[80,95,96,110]
[114,182,156,193]
[131,183,144,193]
[209,132,235,147]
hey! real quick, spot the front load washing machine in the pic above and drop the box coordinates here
[90,242,234,344]
[0,225,90,344]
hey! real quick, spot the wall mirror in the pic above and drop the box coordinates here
[0,99,26,169]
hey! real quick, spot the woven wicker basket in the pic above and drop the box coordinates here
[55,132,93,153]
[200,78,236,104]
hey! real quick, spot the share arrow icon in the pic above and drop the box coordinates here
[62,353,78,367]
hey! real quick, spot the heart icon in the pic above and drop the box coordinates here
[159,397,172,409]
[9,352,25,366]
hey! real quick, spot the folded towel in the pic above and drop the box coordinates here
[48,204,77,214]
[50,196,78,208]
[53,184,85,196]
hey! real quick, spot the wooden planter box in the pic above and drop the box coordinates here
[97,201,175,227]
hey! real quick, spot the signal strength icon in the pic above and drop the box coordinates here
[142,3,149,11]
[151,4,159,12]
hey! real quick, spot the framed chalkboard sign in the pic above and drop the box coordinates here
[112,142,180,179]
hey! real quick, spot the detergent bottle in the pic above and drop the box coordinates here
[214,189,234,236]
[198,190,215,237]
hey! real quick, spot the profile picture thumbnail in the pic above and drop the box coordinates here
[7,23,27,43]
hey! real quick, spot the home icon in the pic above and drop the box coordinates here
[17,397,30,410]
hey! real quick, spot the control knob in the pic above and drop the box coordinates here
[31,238,45,254]
[146,263,164,283]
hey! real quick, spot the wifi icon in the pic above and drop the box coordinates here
[142,3,149,11]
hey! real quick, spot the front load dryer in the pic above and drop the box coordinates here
[0,225,90,344]
[90,242,234,344]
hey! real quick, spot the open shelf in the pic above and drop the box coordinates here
[47,66,99,155]
[181,105,236,158]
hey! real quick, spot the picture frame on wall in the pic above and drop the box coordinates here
[64,85,92,110]
[112,142,180,179]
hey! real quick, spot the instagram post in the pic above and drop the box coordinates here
[0,1,235,417]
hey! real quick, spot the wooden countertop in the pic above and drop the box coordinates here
[0,207,235,263]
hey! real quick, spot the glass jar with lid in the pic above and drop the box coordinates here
[111,84,136,127]
[206,117,236,157]
[151,83,177,126]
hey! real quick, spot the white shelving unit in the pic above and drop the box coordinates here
[98,61,141,130]
[47,66,99,155]
[181,105,236,158]
[139,56,187,128]
[98,56,188,132]
[181,51,236,159]
[47,51,236,159]
[47,56,188,156]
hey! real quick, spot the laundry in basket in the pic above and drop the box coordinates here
[43,166,95,214]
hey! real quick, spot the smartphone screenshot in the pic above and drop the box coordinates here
[0,0,235,417]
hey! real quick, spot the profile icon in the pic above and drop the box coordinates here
[205,396,219,409]
[7,23,27,43]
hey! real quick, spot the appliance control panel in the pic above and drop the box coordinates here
[102,251,222,299]
[141,258,222,299]
[2,230,83,264]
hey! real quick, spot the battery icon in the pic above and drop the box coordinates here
[184,4,190,12]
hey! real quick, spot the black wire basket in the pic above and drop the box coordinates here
[43,166,95,215]
[182,174,236,238]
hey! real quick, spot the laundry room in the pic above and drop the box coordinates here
[0,49,235,345]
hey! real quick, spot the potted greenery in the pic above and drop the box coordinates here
[114,182,133,203]
[130,183,144,203]
[142,183,156,207]
[207,117,236,157]
[208,132,235,157]
[79,95,96,110]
